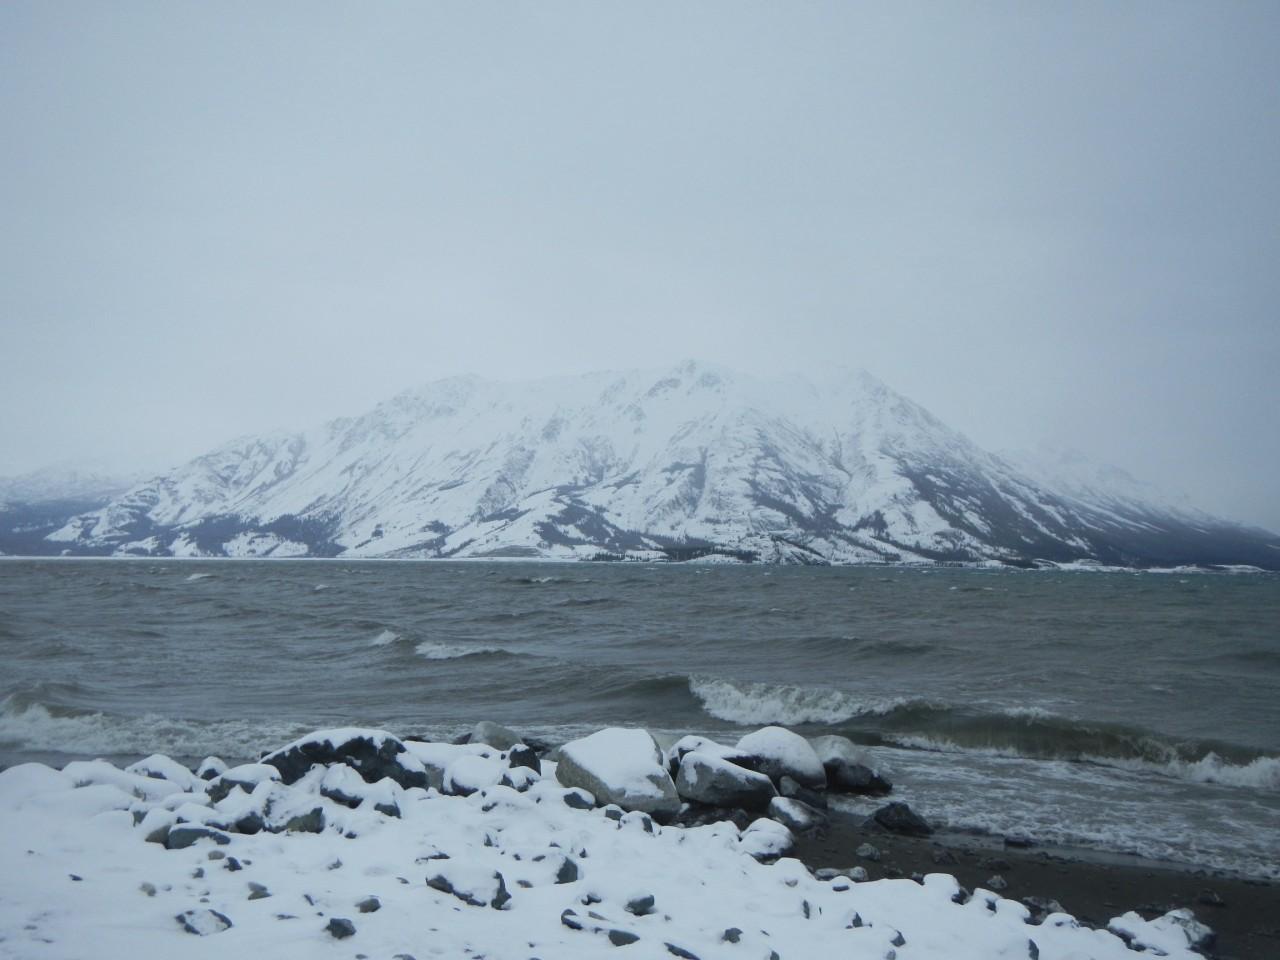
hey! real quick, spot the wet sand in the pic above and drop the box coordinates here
[793,811,1279,960]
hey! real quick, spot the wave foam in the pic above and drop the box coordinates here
[0,700,308,761]
[369,629,400,646]
[689,676,915,726]
[1091,751,1280,790]
[413,640,509,661]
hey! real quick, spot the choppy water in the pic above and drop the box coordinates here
[2,558,1277,878]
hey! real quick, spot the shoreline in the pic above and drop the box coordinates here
[792,810,1278,960]
[7,744,1277,958]
[0,553,1274,574]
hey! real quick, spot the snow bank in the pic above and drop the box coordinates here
[0,730,1209,960]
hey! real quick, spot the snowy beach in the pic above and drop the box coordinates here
[0,724,1240,960]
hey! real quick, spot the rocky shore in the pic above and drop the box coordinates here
[0,721,1267,959]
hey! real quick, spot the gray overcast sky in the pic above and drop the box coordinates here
[2,2,1278,530]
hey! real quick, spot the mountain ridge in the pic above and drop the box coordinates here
[4,362,1277,568]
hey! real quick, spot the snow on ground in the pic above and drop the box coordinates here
[0,728,1208,960]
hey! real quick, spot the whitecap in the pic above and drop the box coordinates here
[413,640,508,661]
[369,629,400,647]
[688,676,914,726]
[0,700,309,762]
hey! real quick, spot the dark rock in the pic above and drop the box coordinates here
[145,823,171,845]
[665,944,700,959]
[556,858,580,884]
[356,896,381,913]
[224,857,243,872]
[608,929,640,946]
[869,802,932,837]
[1198,890,1226,908]
[1021,897,1064,923]
[282,808,325,834]
[262,731,427,790]
[778,776,828,810]
[722,928,742,943]
[175,908,233,936]
[931,848,959,866]
[247,882,270,900]
[987,874,1009,892]
[672,803,753,831]
[855,842,881,861]
[426,875,455,896]
[325,917,356,939]
[562,788,595,810]
[824,758,892,795]
[676,753,777,812]
[373,801,401,818]
[508,744,541,773]
[626,894,655,916]
[234,812,265,835]
[166,826,231,850]
[561,909,584,931]
[767,796,826,835]
[140,882,157,897]
[491,872,511,910]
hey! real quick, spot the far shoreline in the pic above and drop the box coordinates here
[0,553,1274,574]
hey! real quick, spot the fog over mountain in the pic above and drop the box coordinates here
[3,364,1274,568]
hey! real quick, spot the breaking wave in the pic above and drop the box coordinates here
[369,629,401,646]
[687,676,1279,789]
[0,696,309,762]
[688,676,924,725]
[413,640,514,661]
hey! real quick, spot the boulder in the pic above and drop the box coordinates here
[734,727,826,790]
[868,801,932,837]
[165,826,230,850]
[767,796,826,834]
[738,817,795,863]
[554,728,680,819]
[205,763,281,804]
[675,752,776,812]
[261,729,428,790]
[664,735,739,776]
[778,776,828,810]
[825,758,892,795]
[507,744,541,773]
[809,735,892,795]
[470,721,522,751]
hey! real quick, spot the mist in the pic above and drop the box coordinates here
[2,2,1277,530]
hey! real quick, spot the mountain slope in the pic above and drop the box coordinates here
[19,362,1280,567]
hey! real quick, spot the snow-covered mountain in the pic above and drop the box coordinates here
[0,462,141,507]
[10,363,1279,567]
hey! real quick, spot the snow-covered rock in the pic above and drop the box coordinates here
[555,727,680,818]
[0,730,1212,960]
[736,726,827,789]
[261,728,428,789]
[768,795,827,834]
[675,751,778,811]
